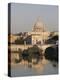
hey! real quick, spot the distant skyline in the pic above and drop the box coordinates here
[10,3,58,34]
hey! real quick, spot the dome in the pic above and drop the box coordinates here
[32,18,45,32]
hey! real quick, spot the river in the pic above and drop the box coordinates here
[11,59,58,77]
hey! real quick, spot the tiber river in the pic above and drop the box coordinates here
[11,58,58,77]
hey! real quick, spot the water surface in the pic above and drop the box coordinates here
[11,60,58,77]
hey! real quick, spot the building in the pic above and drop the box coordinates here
[9,18,58,45]
[28,18,50,45]
[8,34,20,44]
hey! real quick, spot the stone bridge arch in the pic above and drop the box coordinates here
[38,44,55,55]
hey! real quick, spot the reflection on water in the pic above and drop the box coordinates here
[11,59,58,77]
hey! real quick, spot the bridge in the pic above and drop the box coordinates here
[9,44,56,63]
[9,44,55,54]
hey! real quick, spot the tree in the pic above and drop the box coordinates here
[18,45,43,64]
[44,46,58,62]
[27,45,43,64]
[22,49,29,61]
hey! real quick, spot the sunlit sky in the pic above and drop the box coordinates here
[10,3,58,34]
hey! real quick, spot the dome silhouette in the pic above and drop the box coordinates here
[32,17,45,32]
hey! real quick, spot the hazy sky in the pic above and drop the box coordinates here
[10,3,58,34]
